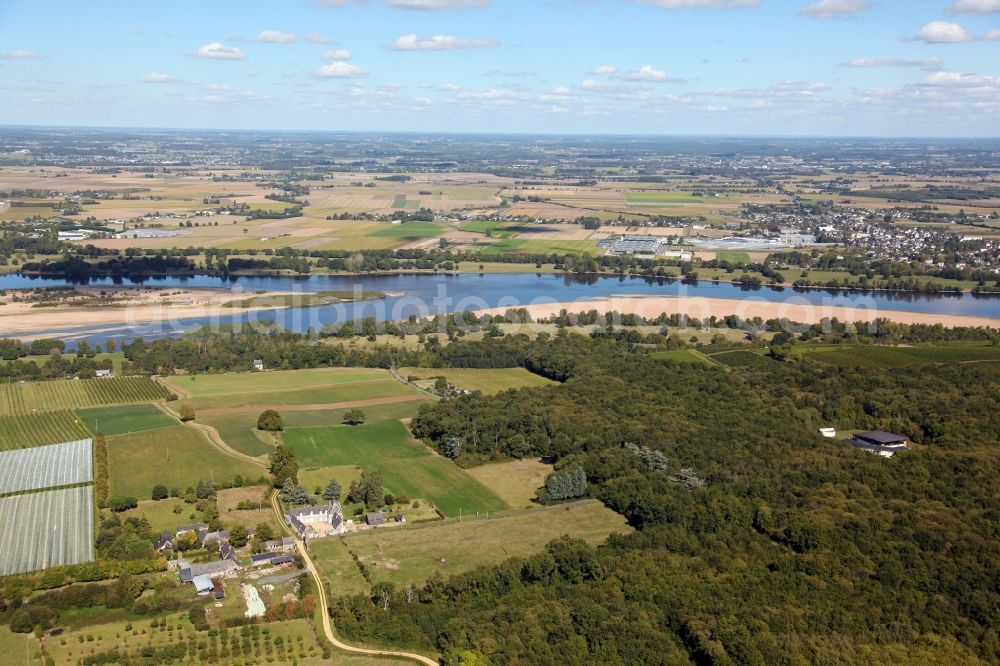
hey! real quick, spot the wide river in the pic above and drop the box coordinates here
[2,272,999,347]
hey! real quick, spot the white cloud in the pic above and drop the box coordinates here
[591,64,618,75]
[947,0,1000,15]
[628,0,759,8]
[798,0,871,19]
[986,28,1000,39]
[205,82,232,91]
[139,72,181,83]
[314,61,368,78]
[439,82,463,91]
[617,64,668,81]
[920,71,999,87]
[193,42,246,60]
[842,56,943,69]
[391,34,499,50]
[303,33,332,44]
[256,30,296,44]
[1,50,44,60]
[386,0,490,8]
[323,49,353,60]
[912,21,977,43]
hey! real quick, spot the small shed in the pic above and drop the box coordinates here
[366,512,386,526]
[192,574,215,595]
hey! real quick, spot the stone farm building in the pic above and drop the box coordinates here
[286,502,346,541]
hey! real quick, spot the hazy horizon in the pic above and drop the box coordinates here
[2,0,998,137]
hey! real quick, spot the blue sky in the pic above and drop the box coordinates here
[1,0,998,136]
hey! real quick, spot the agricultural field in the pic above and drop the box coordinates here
[0,377,169,417]
[282,420,507,516]
[298,464,362,503]
[369,220,444,239]
[120,498,207,535]
[0,438,92,495]
[464,459,552,509]
[478,238,598,255]
[40,614,334,666]
[76,403,176,436]
[202,396,430,458]
[708,349,776,368]
[799,344,1000,368]
[0,485,95,576]
[162,367,422,413]
[107,425,264,499]
[313,500,630,589]
[715,251,751,263]
[0,626,34,666]
[200,413,278,457]
[216,484,277,532]
[310,539,372,597]
[649,349,715,365]
[624,191,705,205]
[0,410,91,451]
[398,367,556,395]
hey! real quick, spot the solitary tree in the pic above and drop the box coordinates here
[440,437,462,460]
[151,484,169,501]
[269,445,299,487]
[342,409,366,426]
[257,409,283,432]
[323,479,342,502]
[280,483,311,505]
[178,405,195,422]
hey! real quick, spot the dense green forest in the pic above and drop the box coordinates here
[323,335,1000,665]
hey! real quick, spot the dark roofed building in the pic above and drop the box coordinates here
[251,552,279,567]
[269,554,294,566]
[153,530,173,552]
[850,430,909,457]
[211,577,225,600]
[179,558,239,583]
[366,512,386,526]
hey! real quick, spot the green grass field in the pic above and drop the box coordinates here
[313,500,630,589]
[164,367,391,397]
[298,464,363,503]
[199,413,278,457]
[624,192,704,204]
[165,368,418,412]
[0,625,34,666]
[370,221,443,238]
[709,349,776,368]
[716,251,751,263]
[398,367,556,395]
[108,425,264,499]
[0,376,169,416]
[0,410,91,450]
[283,420,507,516]
[801,344,1000,368]
[120,497,206,532]
[459,220,528,238]
[649,349,715,365]
[480,238,598,256]
[76,403,176,436]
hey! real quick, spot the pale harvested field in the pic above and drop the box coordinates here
[598,225,688,236]
[466,459,553,509]
[478,295,1000,328]
[217,485,275,530]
